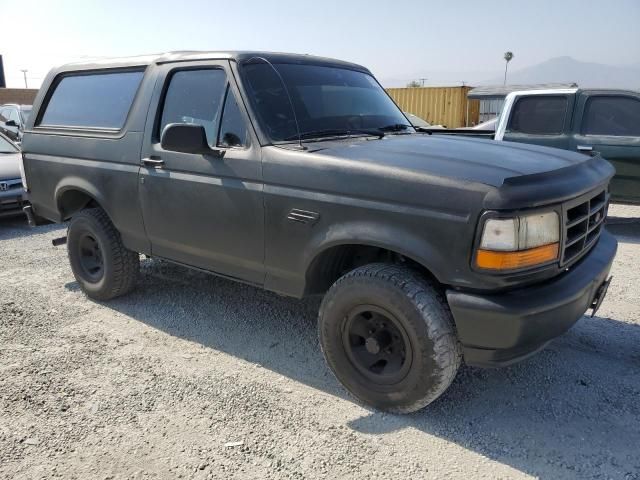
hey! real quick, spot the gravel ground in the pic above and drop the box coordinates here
[1,205,639,480]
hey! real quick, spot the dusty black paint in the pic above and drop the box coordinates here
[21,51,617,366]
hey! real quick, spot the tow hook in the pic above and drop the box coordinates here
[590,276,612,317]
[52,236,67,247]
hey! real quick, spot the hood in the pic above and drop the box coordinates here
[0,152,22,181]
[310,134,591,188]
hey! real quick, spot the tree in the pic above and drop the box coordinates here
[503,51,514,85]
[406,80,421,88]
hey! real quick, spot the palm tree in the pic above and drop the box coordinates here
[503,51,514,85]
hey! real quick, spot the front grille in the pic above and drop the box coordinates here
[0,180,23,192]
[561,188,608,265]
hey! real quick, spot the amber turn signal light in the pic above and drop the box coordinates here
[476,243,559,271]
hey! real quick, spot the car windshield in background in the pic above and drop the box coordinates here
[241,62,412,142]
[20,108,32,123]
[0,135,18,153]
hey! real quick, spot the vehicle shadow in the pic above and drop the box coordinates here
[72,257,640,479]
[0,216,63,241]
[606,216,640,244]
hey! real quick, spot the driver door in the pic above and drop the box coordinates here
[138,60,265,284]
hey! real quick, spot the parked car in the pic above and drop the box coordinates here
[22,52,617,413]
[0,104,32,143]
[0,132,26,218]
[403,112,445,129]
[492,89,640,204]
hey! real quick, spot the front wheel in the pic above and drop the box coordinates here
[318,263,461,413]
[67,208,139,301]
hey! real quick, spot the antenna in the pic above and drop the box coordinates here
[245,56,305,150]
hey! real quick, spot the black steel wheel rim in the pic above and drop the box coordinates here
[342,305,413,385]
[78,233,104,282]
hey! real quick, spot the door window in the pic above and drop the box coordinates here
[217,88,249,148]
[582,96,640,136]
[159,69,227,146]
[509,96,568,135]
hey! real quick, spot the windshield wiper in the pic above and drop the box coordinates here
[378,123,414,132]
[282,124,415,142]
[283,128,385,142]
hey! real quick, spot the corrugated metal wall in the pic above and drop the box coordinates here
[386,87,480,128]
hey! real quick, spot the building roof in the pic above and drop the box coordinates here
[468,83,578,99]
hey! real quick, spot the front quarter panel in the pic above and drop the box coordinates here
[261,145,489,297]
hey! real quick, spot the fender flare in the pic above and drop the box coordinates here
[302,220,448,283]
[54,177,112,221]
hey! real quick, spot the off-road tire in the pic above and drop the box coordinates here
[67,208,139,301]
[318,263,462,413]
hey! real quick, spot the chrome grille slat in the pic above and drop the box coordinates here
[561,189,608,266]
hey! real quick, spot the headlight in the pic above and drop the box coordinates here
[476,211,560,271]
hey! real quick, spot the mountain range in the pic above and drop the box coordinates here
[381,57,640,90]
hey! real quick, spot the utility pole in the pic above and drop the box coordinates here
[419,78,428,87]
[20,69,28,88]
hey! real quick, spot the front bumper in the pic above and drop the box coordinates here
[446,230,617,367]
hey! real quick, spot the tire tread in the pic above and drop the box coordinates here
[319,263,462,413]
[68,208,139,300]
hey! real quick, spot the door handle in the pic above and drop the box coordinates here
[577,145,593,152]
[142,157,165,168]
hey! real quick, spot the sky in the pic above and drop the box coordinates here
[1,0,639,88]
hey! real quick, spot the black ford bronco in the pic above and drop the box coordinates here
[21,52,617,413]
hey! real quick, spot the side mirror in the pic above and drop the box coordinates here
[5,120,18,127]
[160,123,223,156]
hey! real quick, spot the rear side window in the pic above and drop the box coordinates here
[509,96,568,135]
[39,70,144,129]
[582,96,640,136]
[159,69,227,146]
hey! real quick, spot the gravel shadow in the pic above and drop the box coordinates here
[77,257,640,479]
[0,216,62,241]
[606,217,640,244]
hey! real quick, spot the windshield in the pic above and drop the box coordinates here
[241,62,411,142]
[0,135,18,153]
[20,108,32,124]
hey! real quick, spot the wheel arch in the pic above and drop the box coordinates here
[55,178,111,221]
[302,222,447,295]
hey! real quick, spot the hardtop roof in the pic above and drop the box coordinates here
[56,51,371,73]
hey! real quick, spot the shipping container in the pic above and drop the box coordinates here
[386,86,479,128]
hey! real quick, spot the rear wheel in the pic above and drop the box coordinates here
[67,208,139,300]
[318,263,461,413]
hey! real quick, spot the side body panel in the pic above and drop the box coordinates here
[21,63,156,254]
[261,145,489,297]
